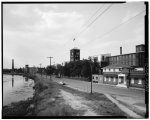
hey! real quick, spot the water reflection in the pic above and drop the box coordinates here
[12,75,14,88]
[3,75,34,106]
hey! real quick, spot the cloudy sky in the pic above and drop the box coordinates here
[3,2,145,69]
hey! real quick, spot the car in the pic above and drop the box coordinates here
[93,80,98,83]
[59,81,66,85]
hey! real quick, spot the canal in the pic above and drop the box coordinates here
[3,74,34,106]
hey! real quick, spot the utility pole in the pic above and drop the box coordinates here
[47,57,53,80]
[88,58,93,94]
[39,63,42,76]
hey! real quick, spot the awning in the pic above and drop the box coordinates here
[130,75,145,79]
[103,74,118,77]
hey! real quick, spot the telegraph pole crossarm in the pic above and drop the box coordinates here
[47,57,53,80]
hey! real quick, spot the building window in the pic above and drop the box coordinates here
[104,77,107,81]
[138,79,142,84]
[113,78,116,82]
[132,54,135,59]
[96,77,98,80]
[131,79,134,84]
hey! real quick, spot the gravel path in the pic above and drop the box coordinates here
[60,89,98,116]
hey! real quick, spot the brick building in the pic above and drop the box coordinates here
[70,48,80,62]
[102,44,145,88]
[107,45,145,67]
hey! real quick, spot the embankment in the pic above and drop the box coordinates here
[3,74,80,118]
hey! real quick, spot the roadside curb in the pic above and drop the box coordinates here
[98,83,145,91]
[104,93,143,118]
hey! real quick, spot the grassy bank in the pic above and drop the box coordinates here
[33,75,83,116]
[3,98,33,117]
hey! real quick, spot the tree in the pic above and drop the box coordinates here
[81,60,91,80]
[92,61,100,74]
[46,65,56,75]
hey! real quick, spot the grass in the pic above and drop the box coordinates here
[33,75,83,116]
[3,98,33,117]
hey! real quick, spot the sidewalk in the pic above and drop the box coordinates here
[105,94,143,118]
[97,82,145,91]
[63,83,146,118]
[110,94,146,117]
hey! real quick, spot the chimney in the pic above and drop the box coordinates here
[12,59,14,71]
[120,47,122,55]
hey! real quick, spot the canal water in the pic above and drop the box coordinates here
[3,74,35,106]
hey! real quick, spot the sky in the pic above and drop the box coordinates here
[3,2,145,69]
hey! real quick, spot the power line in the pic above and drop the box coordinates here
[80,9,145,50]
[58,5,105,50]
[53,4,110,52]
[75,4,105,38]
[76,4,113,38]
[95,9,145,41]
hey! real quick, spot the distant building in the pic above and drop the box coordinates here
[100,54,111,68]
[24,65,29,74]
[89,56,99,62]
[136,44,145,52]
[70,48,80,62]
[62,61,69,66]
[29,67,38,75]
[92,74,103,83]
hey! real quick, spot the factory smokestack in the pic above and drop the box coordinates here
[120,47,122,55]
[12,59,14,71]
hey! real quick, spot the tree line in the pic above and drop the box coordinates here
[48,59,100,81]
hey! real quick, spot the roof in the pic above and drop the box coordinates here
[136,44,145,47]
[107,51,144,58]
[70,47,80,50]
[102,64,132,69]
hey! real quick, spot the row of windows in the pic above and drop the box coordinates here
[110,60,137,66]
[109,53,144,61]
[92,76,98,80]
[104,77,118,82]
[103,68,121,72]
[104,77,143,85]
[109,54,137,61]
[131,79,143,85]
